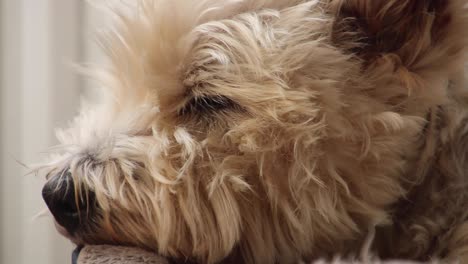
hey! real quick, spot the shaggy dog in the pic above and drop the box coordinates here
[40,0,468,263]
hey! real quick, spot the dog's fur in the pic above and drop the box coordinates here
[40,0,468,263]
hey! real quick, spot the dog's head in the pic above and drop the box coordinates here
[40,0,466,263]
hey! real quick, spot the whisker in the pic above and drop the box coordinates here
[33,209,51,221]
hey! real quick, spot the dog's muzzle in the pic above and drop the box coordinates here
[42,171,95,234]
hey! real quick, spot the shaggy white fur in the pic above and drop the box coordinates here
[39,0,468,263]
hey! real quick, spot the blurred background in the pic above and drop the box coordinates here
[1,1,109,263]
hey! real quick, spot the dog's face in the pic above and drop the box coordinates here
[40,0,466,263]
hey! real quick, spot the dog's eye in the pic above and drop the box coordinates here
[178,95,240,116]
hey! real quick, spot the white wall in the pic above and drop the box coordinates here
[0,1,103,263]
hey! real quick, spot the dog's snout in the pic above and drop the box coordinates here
[42,171,94,234]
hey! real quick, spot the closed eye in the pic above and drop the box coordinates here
[178,95,241,116]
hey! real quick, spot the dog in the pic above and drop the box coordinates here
[40,0,468,263]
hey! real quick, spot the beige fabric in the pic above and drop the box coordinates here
[76,245,432,264]
[77,245,169,264]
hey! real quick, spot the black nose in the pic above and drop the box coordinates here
[42,171,94,234]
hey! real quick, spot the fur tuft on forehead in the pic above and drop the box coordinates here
[39,0,468,263]
[95,0,304,110]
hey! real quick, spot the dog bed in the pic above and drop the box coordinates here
[73,245,169,264]
[72,245,430,264]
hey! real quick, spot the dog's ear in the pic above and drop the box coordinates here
[330,0,468,112]
[330,0,466,68]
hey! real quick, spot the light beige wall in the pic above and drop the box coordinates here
[1,0,23,262]
[0,1,95,263]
